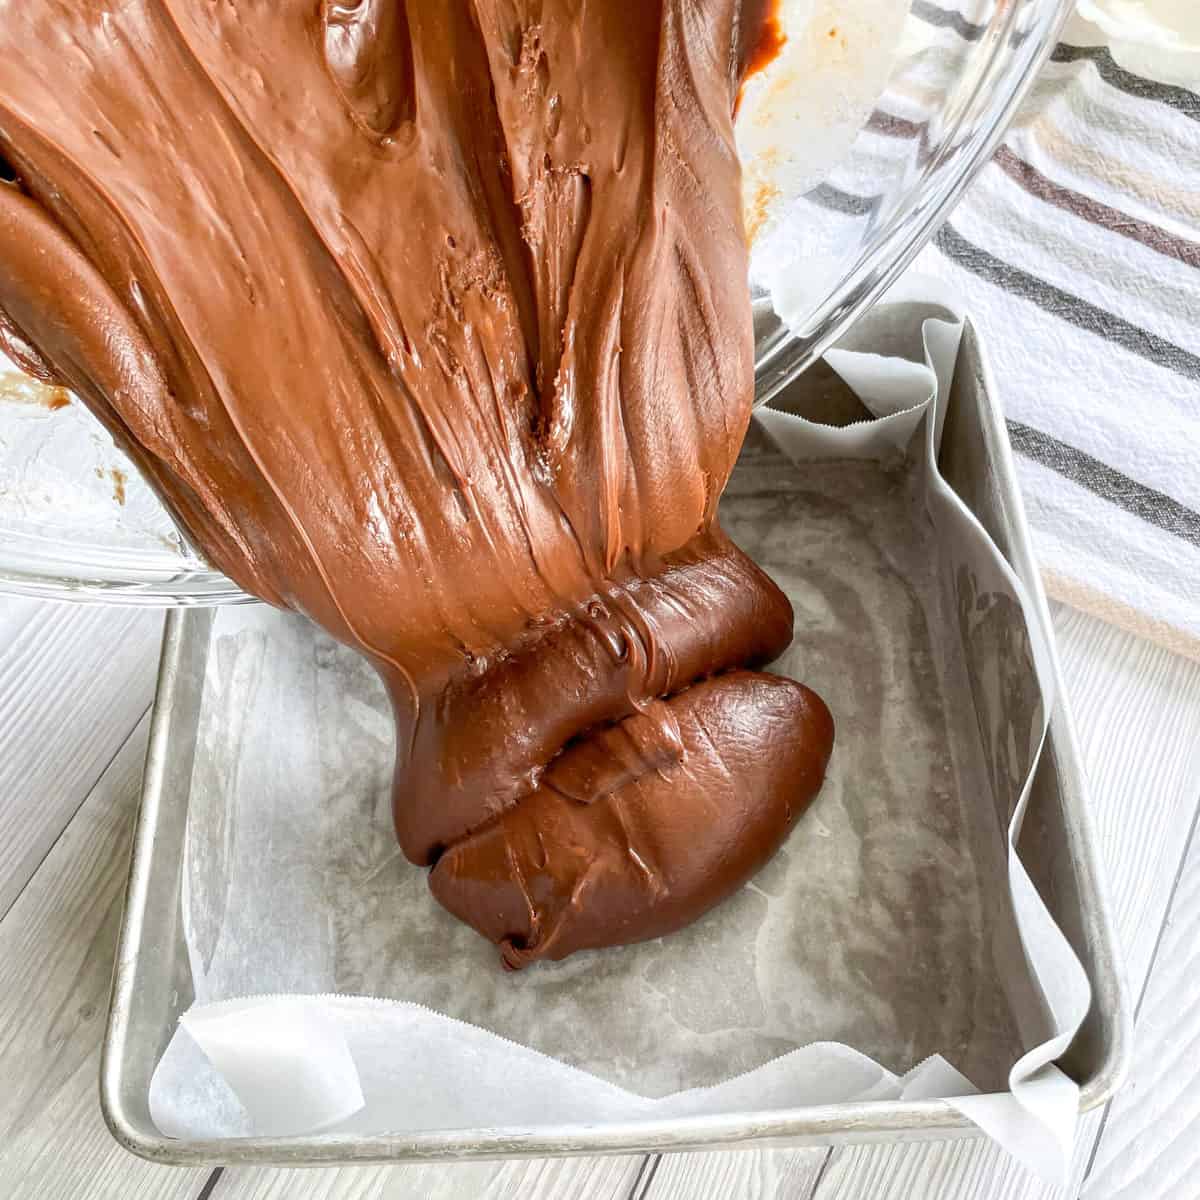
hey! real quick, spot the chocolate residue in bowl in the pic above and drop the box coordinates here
[91,465,127,505]
[740,0,788,86]
[0,371,71,410]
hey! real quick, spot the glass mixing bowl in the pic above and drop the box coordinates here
[0,0,1072,606]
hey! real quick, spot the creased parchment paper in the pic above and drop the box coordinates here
[148,285,1090,1184]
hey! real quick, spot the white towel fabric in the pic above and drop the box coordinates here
[878,6,1200,658]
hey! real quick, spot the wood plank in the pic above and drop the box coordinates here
[0,713,206,1199]
[639,1148,829,1200]
[0,595,163,918]
[1051,606,1200,990]
[645,606,1200,1199]
[814,1140,1031,1198]
[208,1154,647,1200]
[1082,813,1200,1198]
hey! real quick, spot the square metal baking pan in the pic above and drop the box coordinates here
[100,321,1130,1166]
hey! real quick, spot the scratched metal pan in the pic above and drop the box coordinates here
[100,321,1129,1166]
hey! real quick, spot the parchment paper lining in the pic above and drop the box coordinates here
[148,290,1090,1184]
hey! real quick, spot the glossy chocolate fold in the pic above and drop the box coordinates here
[0,0,832,967]
[432,671,834,968]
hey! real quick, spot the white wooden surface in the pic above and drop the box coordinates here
[0,708,204,1199]
[0,595,1198,1200]
[0,597,162,918]
[1084,816,1200,1200]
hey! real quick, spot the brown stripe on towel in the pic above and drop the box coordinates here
[1041,568,1200,665]
[791,186,1200,552]
[867,110,922,140]
[863,109,1200,237]
[1016,113,1200,225]
[993,147,1200,269]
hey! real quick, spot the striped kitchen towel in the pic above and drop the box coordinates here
[880,5,1200,659]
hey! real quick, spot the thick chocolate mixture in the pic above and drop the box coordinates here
[0,1,832,967]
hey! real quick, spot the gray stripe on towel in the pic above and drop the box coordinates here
[1051,45,1200,122]
[911,1,986,43]
[789,186,1200,546]
[992,147,1200,270]
[1009,421,1200,548]
[934,224,1200,381]
[809,183,875,217]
